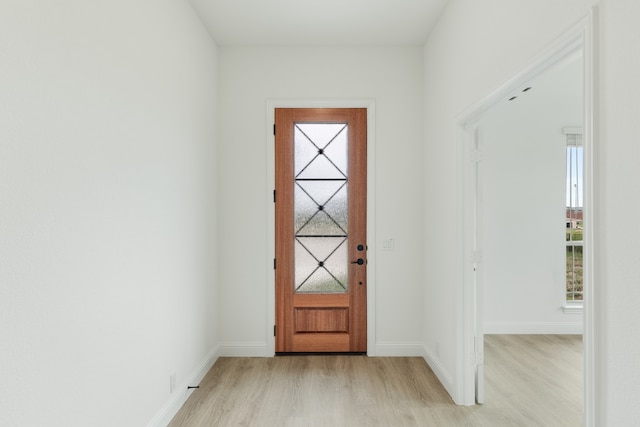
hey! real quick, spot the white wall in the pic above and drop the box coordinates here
[0,1,219,426]
[424,0,640,424]
[481,56,583,333]
[217,46,425,355]
[598,1,640,424]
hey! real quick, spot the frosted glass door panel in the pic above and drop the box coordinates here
[294,123,348,293]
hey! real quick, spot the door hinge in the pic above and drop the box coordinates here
[473,338,484,365]
[274,258,276,269]
[274,325,277,336]
[273,189,276,203]
[273,124,276,136]
[471,149,482,163]
[472,336,480,365]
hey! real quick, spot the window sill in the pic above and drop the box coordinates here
[562,304,583,314]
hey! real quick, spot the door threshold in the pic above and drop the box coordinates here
[275,352,367,356]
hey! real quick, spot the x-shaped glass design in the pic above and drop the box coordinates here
[294,123,349,293]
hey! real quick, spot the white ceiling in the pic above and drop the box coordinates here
[190,0,451,46]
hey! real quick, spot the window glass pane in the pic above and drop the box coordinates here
[566,144,583,242]
[566,245,583,301]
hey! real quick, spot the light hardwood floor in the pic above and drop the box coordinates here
[169,335,582,427]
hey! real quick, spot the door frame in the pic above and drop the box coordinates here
[266,99,377,356]
[456,9,596,425]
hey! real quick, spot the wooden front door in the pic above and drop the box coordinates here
[275,108,367,353]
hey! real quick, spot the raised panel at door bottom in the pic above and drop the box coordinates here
[294,308,349,333]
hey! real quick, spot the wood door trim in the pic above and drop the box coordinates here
[346,108,367,352]
[274,108,295,353]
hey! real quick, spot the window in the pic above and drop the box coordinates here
[565,133,583,302]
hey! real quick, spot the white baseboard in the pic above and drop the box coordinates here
[422,346,455,401]
[374,342,427,357]
[218,341,429,357]
[219,342,271,357]
[484,321,583,335]
[146,345,220,427]
[377,343,457,405]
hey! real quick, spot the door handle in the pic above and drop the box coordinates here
[351,258,365,265]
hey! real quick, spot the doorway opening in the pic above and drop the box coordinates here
[458,11,595,426]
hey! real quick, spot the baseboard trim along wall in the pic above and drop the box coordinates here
[484,321,583,335]
[218,342,429,357]
[146,346,220,427]
[422,346,455,400]
[219,342,271,357]
[374,342,427,357]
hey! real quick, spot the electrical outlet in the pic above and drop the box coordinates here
[170,373,176,394]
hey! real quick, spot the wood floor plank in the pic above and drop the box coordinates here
[168,335,582,427]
